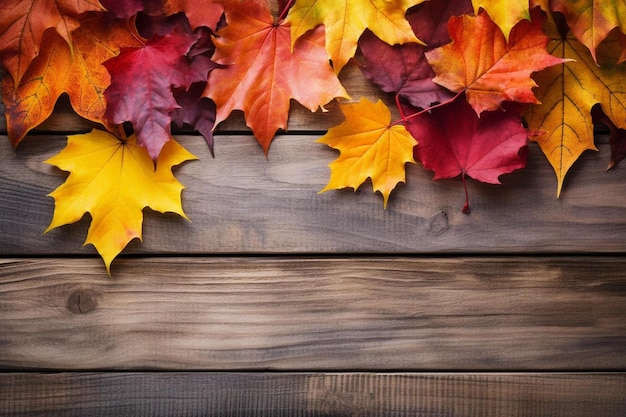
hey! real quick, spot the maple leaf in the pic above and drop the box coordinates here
[592,105,626,170]
[551,0,626,64]
[318,98,417,208]
[104,26,209,160]
[0,0,104,87]
[172,82,217,155]
[285,0,424,74]
[425,10,566,115]
[1,17,141,147]
[471,0,529,41]
[524,18,626,196]
[359,0,472,109]
[44,129,196,273]
[162,0,224,31]
[101,0,223,30]
[206,0,348,153]
[404,96,528,213]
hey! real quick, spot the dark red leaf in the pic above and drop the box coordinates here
[104,27,209,160]
[358,0,472,109]
[172,82,217,155]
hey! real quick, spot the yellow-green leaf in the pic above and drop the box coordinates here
[45,129,196,273]
[318,98,417,208]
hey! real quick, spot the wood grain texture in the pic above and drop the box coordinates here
[1,372,624,417]
[1,131,624,255]
[1,256,625,370]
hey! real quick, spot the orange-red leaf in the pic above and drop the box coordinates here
[206,0,348,153]
[425,10,566,115]
[318,98,417,208]
[0,0,104,87]
[1,17,141,147]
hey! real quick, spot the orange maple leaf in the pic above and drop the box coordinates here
[0,0,105,87]
[1,17,141,147]
[285,0,424,74]
[206,0,348,153]
[425,10,566,115]
[318,98,417,208]
[45,130,196,273]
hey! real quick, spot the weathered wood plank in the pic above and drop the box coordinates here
[1,131,624,255]
[1,256,625,370]
[0,63,394,135]
[1,372,624,417]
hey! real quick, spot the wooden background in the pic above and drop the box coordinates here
[1,58,626,415]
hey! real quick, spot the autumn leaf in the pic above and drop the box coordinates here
[172,82,217,155]
[425,10,566,115]
[592,105,626,170]
[100,0,223,30]
[44,129,196,273]
[551,0,626,63]
[162,0,224,31]
[0,0,105,87]
[1,17,141,147]
[206,0,348,153]
[285,0,424,74]
[318,98,417,208]
[104,26,209,160]
[524,18,626,196]
[471,0,529,41]
[359,0,472,109]
[404,96,528,213]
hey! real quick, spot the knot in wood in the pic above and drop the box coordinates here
[428,209,449,236]
[67,289,98,314]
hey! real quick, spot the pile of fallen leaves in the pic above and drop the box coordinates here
[1,0,625,271]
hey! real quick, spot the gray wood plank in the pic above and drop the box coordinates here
[1,372,624,417]
[1,131,624,255]
[1,257,625,370]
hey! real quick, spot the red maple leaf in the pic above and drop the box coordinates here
[404,96,528,213]
[205,0,348,153]
[100,0,223,31]
[359,0,472,109]
[104,26,210,160]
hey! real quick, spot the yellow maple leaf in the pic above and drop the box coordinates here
[318,98,417,208]
[44,129,197,273]
[524,20,626,196]
[471,0,530,41]
[284,0,424,74]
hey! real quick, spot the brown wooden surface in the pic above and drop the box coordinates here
[2,133,625,256]
[2,55,625,415]
[1,256,625,371]
[2,372,625,417]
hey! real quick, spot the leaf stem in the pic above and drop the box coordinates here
[277,0,295,23]
[395,94,406,121]
[392,91,464,126]
[461,173,470,214]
